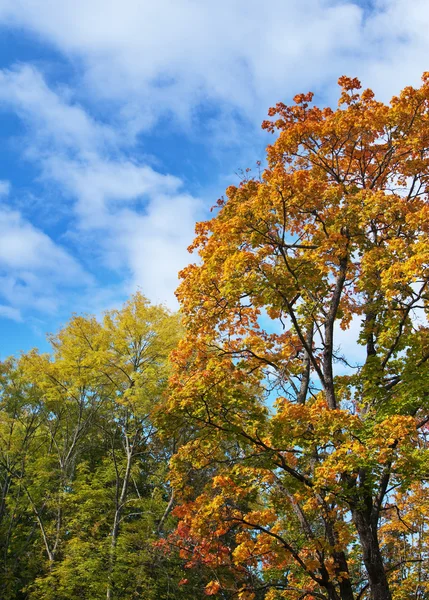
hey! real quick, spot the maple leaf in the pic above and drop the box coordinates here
[205,580,221,595]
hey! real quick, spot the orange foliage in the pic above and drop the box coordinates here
[163,74,429,600]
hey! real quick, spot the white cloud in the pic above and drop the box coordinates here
[0,206,92,316]
[0,0,365,130]
[0,207,86,279]
[0,64,203,309]
[0,0,428,129]
[0,65,116,156]
[351,0,429,99]
[43,155,183,225]
[42,156,203,305]
[116,192,203,304]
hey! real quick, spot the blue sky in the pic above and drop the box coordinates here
[0,0,427,357]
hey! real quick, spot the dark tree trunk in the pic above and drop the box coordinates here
[334,550,355,600]
[352,509,392,600]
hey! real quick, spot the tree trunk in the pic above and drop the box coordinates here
[106,440,134,600]
[352,510,392,600]
[323,255,348,410]
[334,550,355,600]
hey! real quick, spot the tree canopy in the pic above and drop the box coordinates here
[2,74,429,600]
[0,294,201,599]
[164,75,429,600]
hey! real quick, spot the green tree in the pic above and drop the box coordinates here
[0,294,201,599]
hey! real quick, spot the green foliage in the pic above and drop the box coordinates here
[0,294,204,599]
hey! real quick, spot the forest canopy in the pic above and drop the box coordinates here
[2,74,429,600]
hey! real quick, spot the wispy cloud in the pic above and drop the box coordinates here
[0,205,91,316]
[0,180,10,197]
[0,64,203,311]
[1,1,428,127]
[0,0,365,128]
[0,304,22,322]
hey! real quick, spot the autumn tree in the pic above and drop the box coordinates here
[164,75,429,600]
